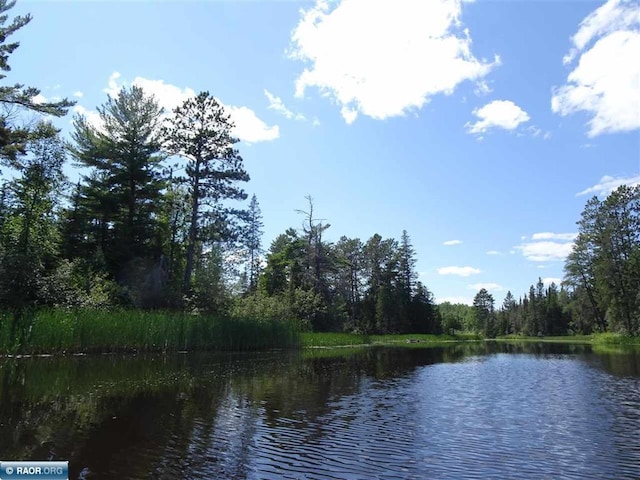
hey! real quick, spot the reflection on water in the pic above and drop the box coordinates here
[1,342,639,479]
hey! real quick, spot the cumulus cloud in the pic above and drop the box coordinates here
[437,266,481,277]
[225,105,280,143]
[32,93,47,104]
[130,77,196,112]
[88,72,279,143]
[73,91,84,98]
[486,250,501,255]
[466,100,530,134]
[264,89,306,121]
[551,0,640,136]
[443,239,462,246]
[515,234,575,262]
[288,0,500,124]
[576,174,640,197]
[468,282,503,292]
[541,277,562,287]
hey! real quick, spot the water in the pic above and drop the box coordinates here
[1,342,639,479]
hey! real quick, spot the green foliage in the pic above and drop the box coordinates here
[69,86,166,279]
[0,308,300,354]
[473,288,496,338]
[0,0,74,166]
[564,185,640,335]
[162,91,249,295]
[0,130,67,309]
[242,194,263,293]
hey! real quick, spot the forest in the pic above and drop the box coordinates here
[0,0,638,347]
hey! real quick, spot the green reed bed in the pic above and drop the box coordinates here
[301,332,372,347]
[495,334,593,344]
[496,334,640,345]
[0,309,300,355]
[591,332,640,346]
[301,332,481,348]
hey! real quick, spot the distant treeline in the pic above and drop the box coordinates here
[440,184,640,337]
[0,0,638,343]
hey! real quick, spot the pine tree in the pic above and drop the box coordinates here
[162,91,249,295]
[0,0,74,166]
[70,86,165,278]
[244,194,264,293]
[473,288,496,337]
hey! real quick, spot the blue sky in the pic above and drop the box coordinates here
[7,0,640,305]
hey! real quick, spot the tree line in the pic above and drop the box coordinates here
[440,184,639,337]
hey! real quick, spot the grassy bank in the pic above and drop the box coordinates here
[0,309,300,355]
[496,333,640,346]
[495,335,593,344]
[591,332,640,346]
[301,332,481,348]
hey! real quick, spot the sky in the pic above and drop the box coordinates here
[5,0,640,305]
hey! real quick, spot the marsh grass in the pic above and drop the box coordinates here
[496,334,640,346]
[301,332,481,348]
[592,332,640,346]
[301,332,371,347]
[0,309,300,355]
[496,335,593,344]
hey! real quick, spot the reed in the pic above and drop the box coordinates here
[0,308,300,355]
[591,332,640,346]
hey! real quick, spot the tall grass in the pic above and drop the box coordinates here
[592,332,640,346]
[0,309,300,355]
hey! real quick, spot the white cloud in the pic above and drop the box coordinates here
[289,0,500,124]
[225,105,280,143]
[531,232,578,241]
[265,89,306,121]
[32,93,47,104]
[474,80,492,96]
[437,266,481,277]
[541,277,562,286]
[73,91,84,98]
[104,71,121,98]
[130,77,196,112]
[468,282,503,292]
[438,296,473,306]
[466,100,530,134]
[576,174,640,197]
[97,72,278,143]
[72,105,104,131]
[516,240,574,262]
[486,250,501,255]
[552,0,640,136]
[443,239,462,246]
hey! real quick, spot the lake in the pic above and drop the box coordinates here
[1,342,639,479]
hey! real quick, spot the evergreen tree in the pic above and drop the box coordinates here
[0,0,74,166]
[564,185,640,334]
[473,288,496,337]
[243,194,264,293]
[398,229,417,332]
[162,91,249,295]
[0,128,66,310]
[69,86,165,279]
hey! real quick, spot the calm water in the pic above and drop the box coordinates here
[1,342,639,479]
